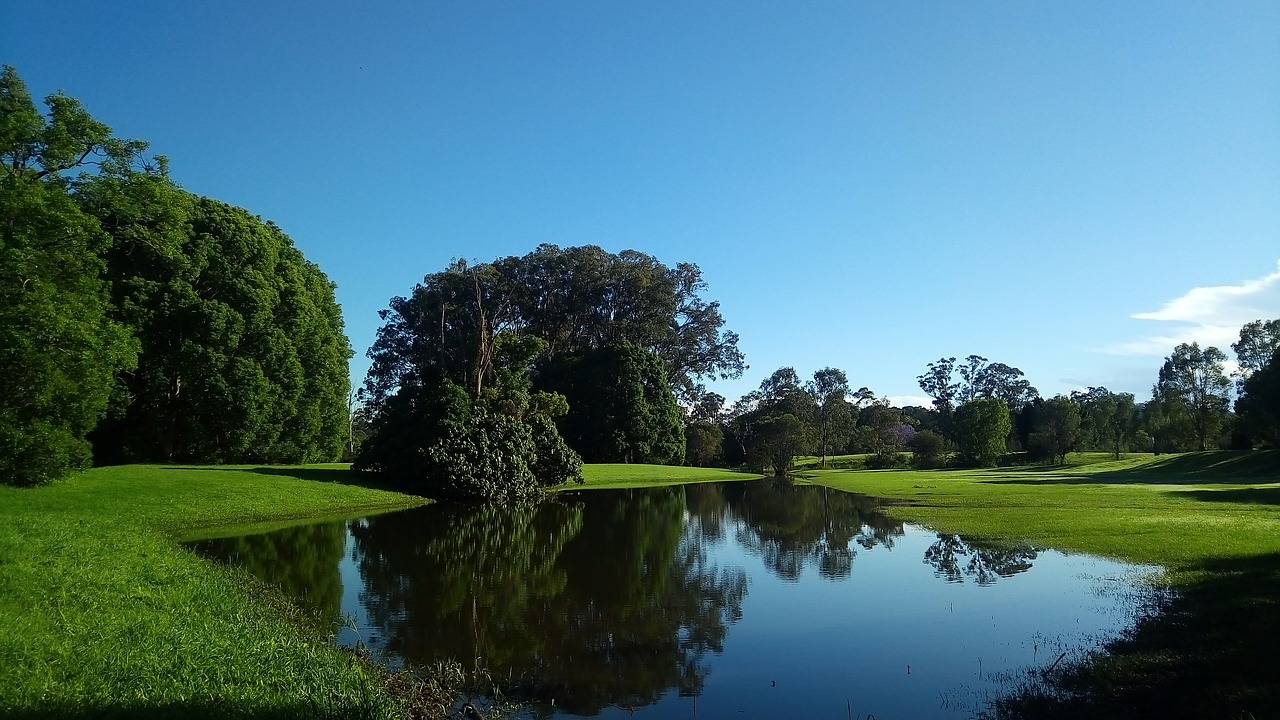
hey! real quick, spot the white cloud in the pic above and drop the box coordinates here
[886,394,934,408]
[1103,260,1280,357]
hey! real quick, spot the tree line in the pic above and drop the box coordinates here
[2,66,351,486]
[687,323,1279,476]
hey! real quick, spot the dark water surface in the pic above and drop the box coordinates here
[190,480,1159,719]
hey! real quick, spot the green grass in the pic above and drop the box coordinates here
[0,463,426,719]
[570,463,752,489]
[799,450,1280,718]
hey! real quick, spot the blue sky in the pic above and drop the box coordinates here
[5,1,1277,406]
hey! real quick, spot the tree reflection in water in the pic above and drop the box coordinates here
[721,478,905,581]
[190,481,1054,717]
[190,521,346,624]
[923,533,1039,585]
[349,487,747,716]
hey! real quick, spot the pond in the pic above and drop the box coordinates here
[189,480,1161,719]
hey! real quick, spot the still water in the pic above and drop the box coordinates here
[190,480,1159,719]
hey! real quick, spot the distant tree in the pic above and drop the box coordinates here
[1232,319,1280,382]
[0,66,139,485]
[917,357,960,418]
[1153,342,1231,451]
[907,430,946,468]
[953,398,1011,467]
[1028,396,1081,465]
[1073,388,1136,460]
[686,389,726,424]
[748,414,814,476]
[684,421,724,467]
[806,367,853,467]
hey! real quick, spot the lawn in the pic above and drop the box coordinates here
[0,464,425,719]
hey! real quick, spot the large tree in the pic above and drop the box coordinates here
[1154,342,1231,451]
[1232,319,1280,381]
[85,192,353,464]
[952,398,1012,467]
[918,354,1038,434]
[1235,351,1280,448]
[0,66,139,485]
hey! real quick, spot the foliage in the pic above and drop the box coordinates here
[364,246,744,406]
[917,355,1038,433]
[354,375,582,500]
[1028,395,1082,465]
[1154,342,1231,451]
[0,65,139,486]
[1232,318,1280,381]
[1235,351,1280,448]
[537,341,685,464]
[86,193,353,464]
[747,413,814,476]
[684,421,724,467]
[1073,387,1137,459]
[907,429,946,468]
[806,367,854,467]
[952,397,1012,467]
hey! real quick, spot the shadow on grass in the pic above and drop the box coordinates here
[1173,486,1280,506]
[169,465,429,497]
[984,450,1280,487]
[991,552,1280,719]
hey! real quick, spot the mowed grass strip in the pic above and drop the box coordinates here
[573,463,753,489]
[0,464,424,719]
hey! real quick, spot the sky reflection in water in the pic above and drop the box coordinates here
[192,480,1159,719]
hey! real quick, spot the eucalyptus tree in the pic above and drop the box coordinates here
[1236,352,1280,448]
[806,367,853,467]
[1154,342,1231,451]
[1232,319,1280,381]
[1072,387,1137,459]
[918,355,1038,434]
[0,66,139,485]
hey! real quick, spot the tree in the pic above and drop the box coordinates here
[1235,352,1280,448]
[1073,387,1136,459]
[1028,395,1081,465]
[84,193,353,463]
[748,414,813,476]
[684,421,723,467]
[917,357,959,417]
[806,367,853,468]
[907,429,946,468]
[0,66,139,485]
[952,398,1011,467]
[1232,319,1280,381]
[537,341,685,464]
[1154,342,1231,451]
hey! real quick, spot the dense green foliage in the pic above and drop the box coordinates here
[355,375,581,499]
[90,195,352,464]
[537,341,685,464]
[952,397,1012,466]
[0,66,141,486]
[1,66,351,483]
[1027,395,1082,464]
[359,247,739,495]
[1154,342,1231,452]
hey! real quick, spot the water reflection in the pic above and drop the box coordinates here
[923,534,1039,585]
[189,481,1155,719]
[351,488,746,714]
[721,479,904,581]
[190,521,345,623]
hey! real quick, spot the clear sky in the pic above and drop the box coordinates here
[4,1,1277,406]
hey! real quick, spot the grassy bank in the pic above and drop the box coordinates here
[801,451,1280,718]
[573,463,751,489]
[0,464,425,719]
